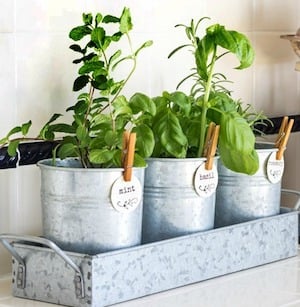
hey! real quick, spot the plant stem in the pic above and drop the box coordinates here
[197,47,217,157]
[0,137,48,149]
[109,33,137,132]
[111,33,137,105]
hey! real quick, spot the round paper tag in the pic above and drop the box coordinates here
[266,151,284,184]
[194,162,218,198]
[110,176,142,213]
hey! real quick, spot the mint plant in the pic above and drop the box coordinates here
[134,17,266,175]
[0,8,155,168]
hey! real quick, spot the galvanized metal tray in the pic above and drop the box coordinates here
[0,209,298,307]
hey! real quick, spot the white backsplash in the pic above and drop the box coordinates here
[0,0,300,275]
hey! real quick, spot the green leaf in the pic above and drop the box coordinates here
[21,120,32,136]
[43,130,55,140]
[66,100,88,114]
[95,13,102,25]
[57,143,77,159]
[195,35,214,80]
[89,148,114,164]
[207,24,255,69]
[112,149,122,167]
[89,137,105,150]
[69,25,92,41]
[133,124,155,158]
[91,75,108,90]
[48,124,76,134]
[153,96,169,114]
[219,145,259,175]
[153,110,188,158]
[168,44,191,59]
[129,93,156,116]
[39,114,62,139]
[111,55,132,71]
[91,114,111,126]
[104,130,120,147]
[110,80,124,95]
[182,118,201,148]
[7,140,20,157]
[62,136,78,145]
[91,27,106,48]
[6,126,21,138]
[102,15,120,23]
[44,113,62,125]
[134,40,153,56]
[218,111,259,174]
[73,52,96,65]
[111,31,122,42]
[119,7,132,34]
[220,112,256,153]
[109,50,122,67]
[133,153,147,167]
[76,124,89,143]
[73,75,90,91]
[69,44,83,53]
[82,13,93,25]
[0,137,8,145]
[112,95,132,117]
[78,61,104,75]
[169,91,191,116]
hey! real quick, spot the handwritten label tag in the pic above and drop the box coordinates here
[267,151,284,184]
[110,175,142,213]
[194,162,218,198]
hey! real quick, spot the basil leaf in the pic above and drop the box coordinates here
[153,110,187,158]
[129,93,156,116]
[218,112,259,174]
[133,124,155,158]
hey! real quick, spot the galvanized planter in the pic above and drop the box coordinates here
[0,209,298,307]
[215,143,282,227]
[37,158,145,255]
[142,157,218,243]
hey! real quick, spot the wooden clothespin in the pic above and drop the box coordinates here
[122,131,136,181]
[205,123,220,170]
[203,122,215,158]
[275,116,294,160]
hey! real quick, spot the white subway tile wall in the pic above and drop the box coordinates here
[0,0,300,276]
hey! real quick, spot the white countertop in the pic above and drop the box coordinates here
[1,250,300,307]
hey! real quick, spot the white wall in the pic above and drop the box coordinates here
[0,0,300,275]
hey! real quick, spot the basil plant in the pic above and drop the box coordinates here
[142,17,263,175]
[0,8,156,168]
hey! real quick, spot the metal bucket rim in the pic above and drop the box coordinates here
[146,156,219,163]
[255,141,278,152]
[37,158,147,172]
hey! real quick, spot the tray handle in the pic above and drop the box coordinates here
[0,234,85,299]
[281,189,300,210]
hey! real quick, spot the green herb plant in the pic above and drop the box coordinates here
[0,8,156,168]
[144,17,262,174]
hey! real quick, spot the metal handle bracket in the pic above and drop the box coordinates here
[0,234,85,298]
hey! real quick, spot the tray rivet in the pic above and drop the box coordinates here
[76,289,81,296]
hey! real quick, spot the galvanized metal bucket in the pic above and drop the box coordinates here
[37,158,145,255]
[142,158,218,243]
[215,143,282,227]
